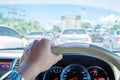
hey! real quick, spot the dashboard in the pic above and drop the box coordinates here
[0,59,15,77]
[0,54,117,80]
[37,54,115,80]
[0,59,12,77]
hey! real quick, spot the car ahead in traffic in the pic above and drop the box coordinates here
[57,28,92,44]
[91,32,104,42]
[26,31,46,43]
[103,30,120,50]
[91,28,106,42]
[86,28,94,36]
[26,31,55,44]
[0,26,28,49]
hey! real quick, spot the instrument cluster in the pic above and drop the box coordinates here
[37,55,115,80]
[43,65,108,80]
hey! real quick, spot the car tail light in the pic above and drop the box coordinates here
[37,37,43,40]
[25,37,30,40]
[58,37,65,42]
[85,36,91,41]
[58,36,67,42]
[116,37,120,42]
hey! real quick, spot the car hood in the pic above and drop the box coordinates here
[0,36,24,49]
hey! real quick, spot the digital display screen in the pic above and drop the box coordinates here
[54,77,59,80]
[0,61,11,77]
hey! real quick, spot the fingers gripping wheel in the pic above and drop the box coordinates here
[51,42,120,71]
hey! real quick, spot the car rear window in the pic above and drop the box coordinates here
[117,31,120,35]
[63,29,86,34]
[87,30,93,33]
[29,32,43,35]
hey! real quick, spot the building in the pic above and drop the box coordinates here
[61,15,81,29]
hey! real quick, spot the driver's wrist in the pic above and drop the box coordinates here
[16,63,40,80]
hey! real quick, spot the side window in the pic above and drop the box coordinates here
[109,31,114,36]
[0,27,19,37]
[117,31,120,35]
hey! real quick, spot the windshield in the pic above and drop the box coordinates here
[117,31,120,35]
[87,30,93,33]
[63,29,86,34]
[29,32,43,35]
[0,0,120,56]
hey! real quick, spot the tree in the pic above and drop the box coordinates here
[81,22,91,29]
[51,25,61,34]
[95,24,102,29]
[111,24,120,30]
[0,12,46,35]
[0,12,3,18]
[0,16,45,35]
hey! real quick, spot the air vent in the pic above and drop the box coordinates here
[10,59,20,70]
[15,59,20,68]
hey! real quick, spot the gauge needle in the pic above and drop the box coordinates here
[70,77,78,80]
[54,77,59,80]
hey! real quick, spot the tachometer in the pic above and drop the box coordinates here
[87,66,109,80]
[43,66,63,80]
[60,64,90,80]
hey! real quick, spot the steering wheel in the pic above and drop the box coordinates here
[52,42,120,71]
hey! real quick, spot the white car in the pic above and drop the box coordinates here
[0,26,28,49]
[58,29,92,44]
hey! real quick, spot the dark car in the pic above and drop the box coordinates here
[91,32,104,42]
[91,28,107,42]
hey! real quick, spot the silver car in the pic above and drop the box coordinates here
[103,30,120,50]
[57,29,92,44]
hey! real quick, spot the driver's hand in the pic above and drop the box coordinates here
[16,39,62,80]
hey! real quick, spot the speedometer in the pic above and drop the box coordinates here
[87,66,109,80]
[60,64,90,80]
[43,66,63,80]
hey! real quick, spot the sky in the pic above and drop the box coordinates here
[0,4,120,29]
[1,0,120,13]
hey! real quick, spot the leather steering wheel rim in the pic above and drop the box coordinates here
[52,42,120,71]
